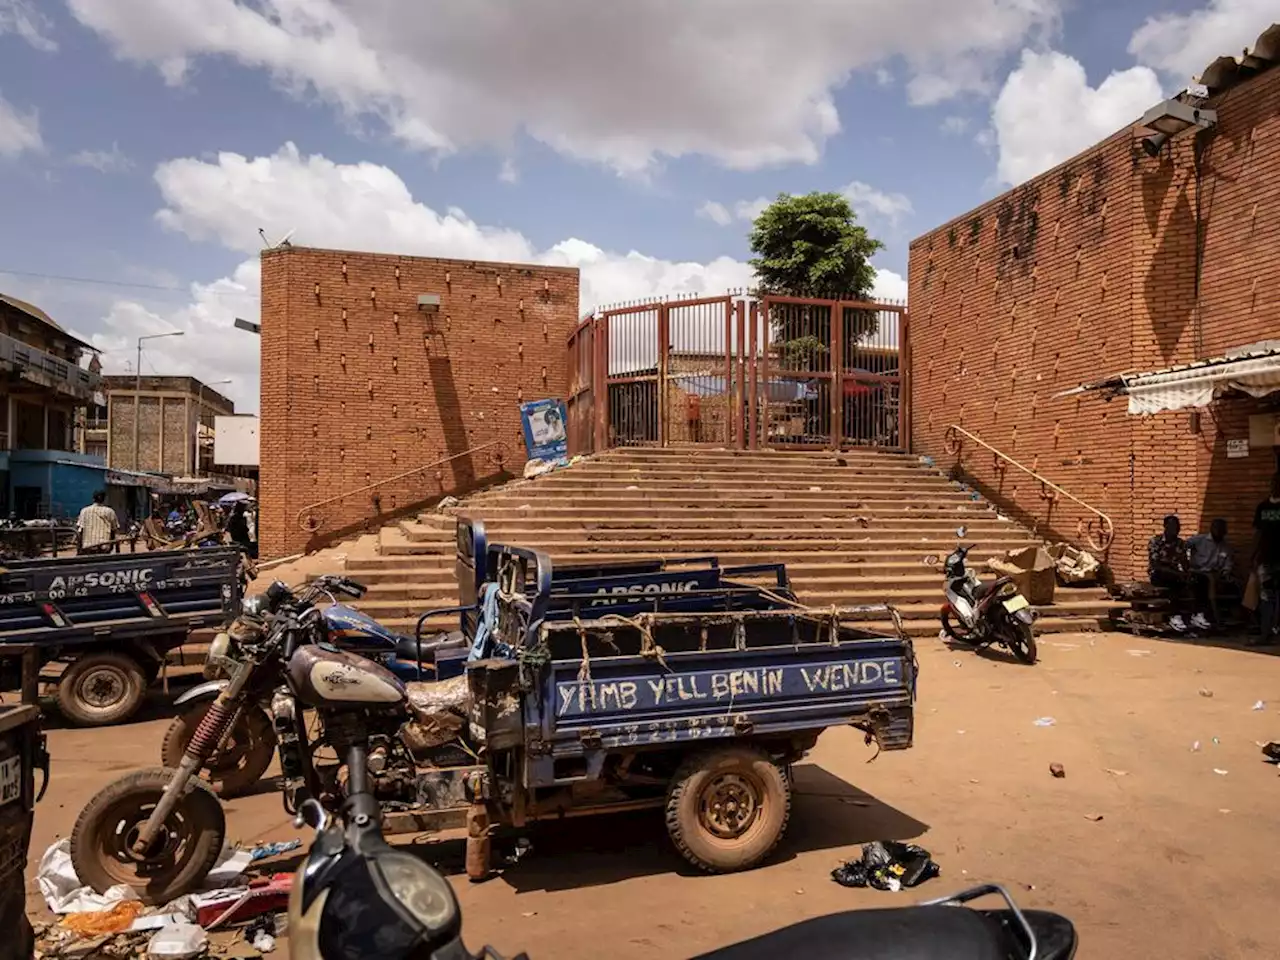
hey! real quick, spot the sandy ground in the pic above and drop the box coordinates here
[19,629,1280,959]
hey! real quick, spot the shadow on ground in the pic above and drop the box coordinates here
[406,763,929,893]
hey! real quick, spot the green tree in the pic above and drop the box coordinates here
[748,192,883,299]
[747,192,885,373]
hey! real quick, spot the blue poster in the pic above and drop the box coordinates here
[520,399,568,461]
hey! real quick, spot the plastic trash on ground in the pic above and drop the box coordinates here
[831,841,941,892]
[250,839,303,862]
[147,922,207,958]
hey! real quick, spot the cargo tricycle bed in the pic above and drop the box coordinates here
[413,542,917,877]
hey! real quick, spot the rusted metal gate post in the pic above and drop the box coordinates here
[723,299,734,448]
[747,301,759,450]
[759,300,771,448]
[656,303,670,447]
[592,315,608,452]
[734,300,746,449]
[901,310,912,452]
[831,301,844,452]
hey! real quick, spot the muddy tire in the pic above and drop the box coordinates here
[1007,620,1038,664]
[71,768,225,905]
[665,745,791,873]
[57,653,147,727]
[162,705,276,798]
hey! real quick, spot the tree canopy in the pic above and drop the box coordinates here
[748,192,883,300]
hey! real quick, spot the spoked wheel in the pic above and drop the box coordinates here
[71,768,225,905]
[941,609,980,645]
[1005,620,1038,664]
[162,705,276,798]
[666,745,791,873]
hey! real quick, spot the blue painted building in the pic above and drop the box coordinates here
[0,293,104,519]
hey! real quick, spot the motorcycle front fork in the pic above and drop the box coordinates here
[132,660,257,854]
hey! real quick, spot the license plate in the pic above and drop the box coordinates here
[1003,595,1030,614]
[0,755,20,808]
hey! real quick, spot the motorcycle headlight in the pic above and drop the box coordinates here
[374,851,458,934]
[242,594,268,617]
[204,632,234,680]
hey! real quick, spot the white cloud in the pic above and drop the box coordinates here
[734,197,771,222]
[842,181,913,229]
[497,158,519,184]
[66,0,1062,174]
[941,115,971,135]
[69,142,134,173]
[0,0,57,51]
[874,67,893,86]
[1130,0,1276,83]
[991,49,1162,185]
[0,92,42,158]
[696,201,733,226]
[98,144,906,410]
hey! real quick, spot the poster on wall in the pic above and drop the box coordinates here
[520,399,568,462]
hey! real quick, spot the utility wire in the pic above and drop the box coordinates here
[0,267,259,302]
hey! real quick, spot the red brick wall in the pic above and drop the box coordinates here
[259,247,580,558]
[909,66,1280,580]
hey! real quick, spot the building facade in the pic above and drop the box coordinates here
[89,375,236,477]
[907,25,1280,579]
[258,246,580,558]
[0,293,104,518]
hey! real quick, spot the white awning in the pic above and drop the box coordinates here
[1126,346,1280,415]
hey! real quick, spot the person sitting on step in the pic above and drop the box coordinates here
[1147,514,1204,632]
[1187,518,1235,627]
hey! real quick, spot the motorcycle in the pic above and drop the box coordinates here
[940,544,1037,664]
[288,783,1079,960]
[70,579,477,904]
[160,575,465,797]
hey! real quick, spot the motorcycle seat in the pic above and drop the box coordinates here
[393,631,467,664]
[971,580,996,601]
[692,906,1076,960]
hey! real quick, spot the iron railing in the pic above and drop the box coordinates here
[943,424,1115,552]
[0,332,101,399]
[296,440,510,533]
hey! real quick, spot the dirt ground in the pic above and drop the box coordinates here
[19,630,1280,959]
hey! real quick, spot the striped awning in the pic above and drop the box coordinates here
[1125,346,1280,415]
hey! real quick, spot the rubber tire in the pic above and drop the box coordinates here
[57,652,147,727]
[162,704,277,798]
[1007,620,1038,664]
[71,768,226,905]
[665,745,791,873]
[940,609,979,645]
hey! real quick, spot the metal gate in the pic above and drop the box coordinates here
[567,294,907,454]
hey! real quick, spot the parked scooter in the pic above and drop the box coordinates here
[940,544,1037,664]
[287,789,1078,960]
[160,575,462,797]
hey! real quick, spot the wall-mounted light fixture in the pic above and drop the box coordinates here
[417,294,442,313]
[1138,98,1218,156]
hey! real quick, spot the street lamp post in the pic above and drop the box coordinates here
[133,332,185,471]
[194,379,232,478]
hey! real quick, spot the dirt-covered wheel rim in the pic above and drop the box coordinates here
[698,771,766,843]
[163,707,275,796]
[88,790,205,889]
[76,665,130,713]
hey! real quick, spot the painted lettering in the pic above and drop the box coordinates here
[647,678,666,705]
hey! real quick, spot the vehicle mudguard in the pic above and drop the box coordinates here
[173,679,229,706]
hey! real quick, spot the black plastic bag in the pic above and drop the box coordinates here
[831,840,941,891]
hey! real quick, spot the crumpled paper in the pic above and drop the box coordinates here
[37,839,253,914]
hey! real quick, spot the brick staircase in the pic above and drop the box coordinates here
[330,447,1114,638]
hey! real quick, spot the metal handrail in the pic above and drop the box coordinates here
[943,424,1114,552]
[296,440,510,533]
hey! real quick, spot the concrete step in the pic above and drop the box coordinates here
[598,448,918,462]
[483,468,945,487]
[399,521,1022,544]
[440,499,994,517]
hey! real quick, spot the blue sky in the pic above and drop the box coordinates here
[0,0,1270,412]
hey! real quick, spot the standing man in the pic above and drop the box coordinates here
[1254,475,1280,645]
[76,490,119,556]
[1148,514,1191,632]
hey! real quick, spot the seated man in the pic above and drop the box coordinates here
[1188,518,1234,625]
[1148,514,1195,632]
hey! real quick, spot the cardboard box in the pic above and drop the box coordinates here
[987,545,1057,605]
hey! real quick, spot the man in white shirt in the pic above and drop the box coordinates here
[1187,518,1233,627]
[76,490,119,555]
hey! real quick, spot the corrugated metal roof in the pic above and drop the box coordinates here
[0,292,94,350]
[1189,23,1280,97]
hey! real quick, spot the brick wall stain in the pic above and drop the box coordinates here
[259,247,580,558]
[909,65,1280,579]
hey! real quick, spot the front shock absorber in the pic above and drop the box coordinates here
[271,690,307,813]
[185,699,239,761]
